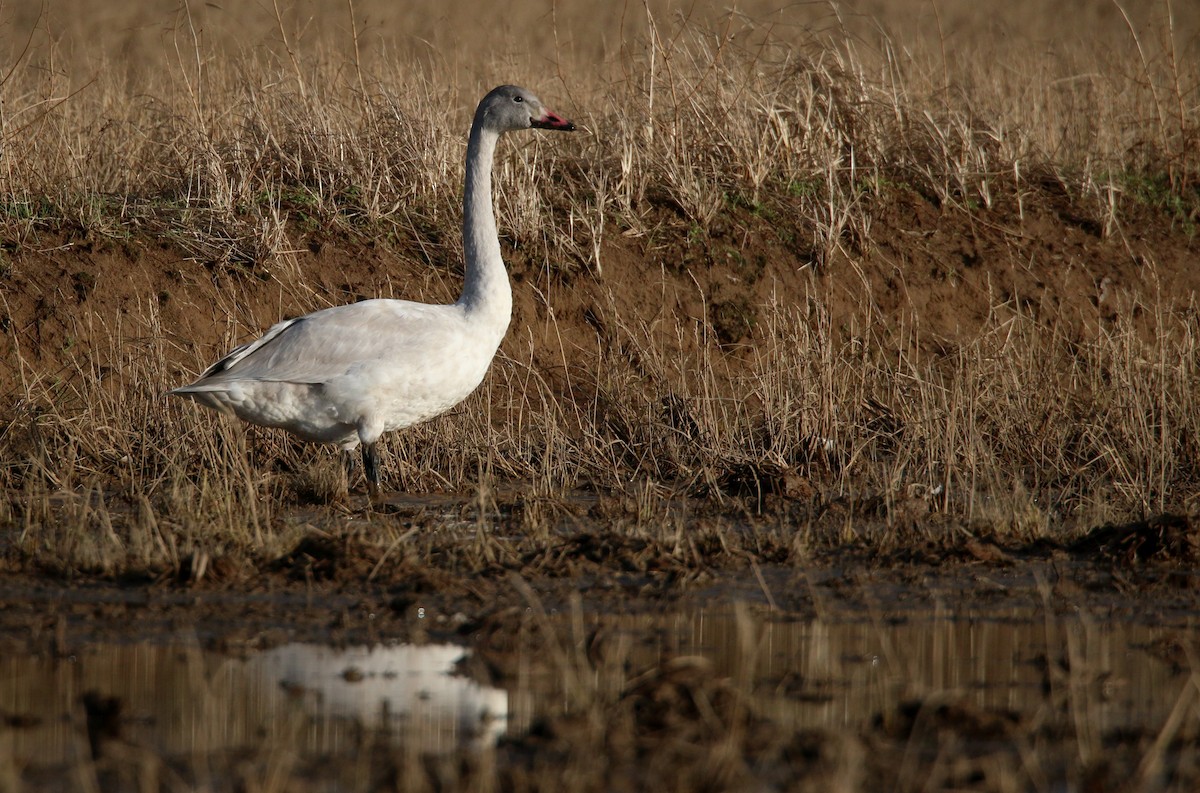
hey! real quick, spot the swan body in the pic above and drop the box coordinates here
[170,86,575,496]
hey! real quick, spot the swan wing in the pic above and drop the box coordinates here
[179,299,461,387]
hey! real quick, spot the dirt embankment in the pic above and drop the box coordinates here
[2,162,1200,601]
[3,182,1196,393]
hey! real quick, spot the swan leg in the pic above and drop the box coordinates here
[362,442,382,500]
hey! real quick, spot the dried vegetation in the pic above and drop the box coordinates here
[1,0,1199,583]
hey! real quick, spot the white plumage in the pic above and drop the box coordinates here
[170,86,575,496]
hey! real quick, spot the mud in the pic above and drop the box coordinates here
[2,453,1200,792]
[2,534,1199,792]
[1,514,1197,652]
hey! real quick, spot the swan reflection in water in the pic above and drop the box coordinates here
[247,642,508,749]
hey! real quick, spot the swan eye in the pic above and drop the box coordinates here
[513,95,524,103]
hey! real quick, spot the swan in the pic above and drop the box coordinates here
[170,85,576,498]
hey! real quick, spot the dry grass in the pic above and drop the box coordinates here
[3,1,1198,253]
[1,1,1200,575]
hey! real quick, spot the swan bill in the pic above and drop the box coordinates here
[531,110,576,131]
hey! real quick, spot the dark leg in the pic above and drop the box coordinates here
[362,442,381,500]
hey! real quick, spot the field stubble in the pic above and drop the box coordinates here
[1,0,1199,576]
[2,3,1200,791]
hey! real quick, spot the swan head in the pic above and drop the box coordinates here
[477,85,576,134]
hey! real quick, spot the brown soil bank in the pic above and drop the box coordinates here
[3,177,1200,542]
[9,176,1198,383]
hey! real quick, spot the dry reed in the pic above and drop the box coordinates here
[1,1,1198,573]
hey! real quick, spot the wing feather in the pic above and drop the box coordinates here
[196,316,306,378]
[180,299,461,388]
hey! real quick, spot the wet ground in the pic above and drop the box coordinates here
[5,606,1197,773]
[2,525,1199,792]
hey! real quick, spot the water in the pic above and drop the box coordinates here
[2,607,1195,776]
[620,609,1193,736]
[1,642,507,764]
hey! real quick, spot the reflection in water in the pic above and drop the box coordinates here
[505,609,1196,740]
[252,643,508,744]
[0,610,1195,774]
[0,642,507,764]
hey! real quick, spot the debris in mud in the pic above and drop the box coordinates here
[173,550,254,586]
[1070,513,1199,566]
[273,534,359,581]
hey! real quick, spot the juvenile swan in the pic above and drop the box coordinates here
[170,86,575,497]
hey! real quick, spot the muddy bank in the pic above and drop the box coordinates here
[3,505,1197,654]
[2,530,1199,793]
[3,488,1199,791]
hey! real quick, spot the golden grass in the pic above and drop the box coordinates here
[1,1,1199,573]
[3,0,1197,238]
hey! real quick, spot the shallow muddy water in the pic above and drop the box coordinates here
[3,604,1197,787]
[588,608,1197,735]
[2,642,507,766]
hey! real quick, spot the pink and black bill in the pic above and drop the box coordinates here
[532,109,576,131]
